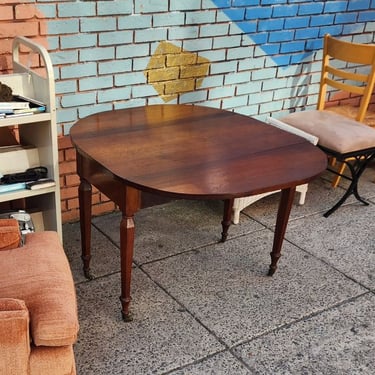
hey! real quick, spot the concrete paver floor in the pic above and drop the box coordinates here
[63,167,375,374]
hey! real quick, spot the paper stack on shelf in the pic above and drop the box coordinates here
[25,178,55,190]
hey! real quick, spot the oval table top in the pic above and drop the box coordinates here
[70,104,327,199]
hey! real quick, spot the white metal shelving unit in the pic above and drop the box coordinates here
[0,36,62,240]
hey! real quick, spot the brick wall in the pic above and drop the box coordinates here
[58,136,116,223]
[1,1,374,222]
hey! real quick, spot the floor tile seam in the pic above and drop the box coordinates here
[242,210,325,230]
[282,237,374,292]
[74,270,121,286]
[240,186,375,225]
[243,194,367,225]
[138,264,231,350]
[137,263,370,353]
[135,240,224,267]
[139,266,256,374]
[91,219,269,268]
[138,265,257,373]
[134,226,271,268]
[91,218,224,268]
[92,222,120,249]
[229,290,373,351]
[160,349,243,375]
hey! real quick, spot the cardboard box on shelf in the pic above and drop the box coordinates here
[0,127,18,146]
[30,211,44,232]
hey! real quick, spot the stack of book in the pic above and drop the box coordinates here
[0,95,46,118]
[0,145,54,193]
[0,178,55,193]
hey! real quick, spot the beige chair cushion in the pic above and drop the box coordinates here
[325,105,375,128]
[0,232,79,347]
[281,110,375,154]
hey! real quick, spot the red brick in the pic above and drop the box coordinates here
[27,37,48,50]
[0,38,12,54]
[0,55,13,73]
[0,0,25,3]
[0,21,39,38]
[15,4,39,20]
[65,148,76,161]
[0,6,13,21]
[17,52,39,69]
[59,160,77,175]
[92,192,101,204]
[99,192,111,202]
[92,202,117,217]
[58,149,64,163]
[67,198,79,210]
[65,174,80,186]
[58,135,73,149]
[60,186,78,200]
[62,209,80,224]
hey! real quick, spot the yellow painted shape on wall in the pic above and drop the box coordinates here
[148,66,180,83]
[144,41,210,102]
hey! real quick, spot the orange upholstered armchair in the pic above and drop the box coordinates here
[0,231,79,375]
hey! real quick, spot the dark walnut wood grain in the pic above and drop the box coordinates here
[70,104,327,320]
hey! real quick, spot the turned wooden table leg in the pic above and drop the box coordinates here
[119,186,140,322]
[78,178,93,280]
[268,187,296,276]
[221,198,234,242]
[119,214,135,322]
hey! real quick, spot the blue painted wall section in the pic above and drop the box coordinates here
[212,0,374,66]
[31,0,375,136]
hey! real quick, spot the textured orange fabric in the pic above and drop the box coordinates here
[0,298,30,374]
[30,345,76,375]
[0,219,21,251]
[0,231,79,346]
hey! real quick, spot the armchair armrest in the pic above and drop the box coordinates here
[0,298,30,374]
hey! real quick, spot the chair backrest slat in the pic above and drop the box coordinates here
[317,34,375,123]
[326,65,369,84]
[325,78,365,96]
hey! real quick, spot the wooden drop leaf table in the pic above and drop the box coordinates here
[70,104,327,321]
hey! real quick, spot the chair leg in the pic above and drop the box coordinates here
[296,183,308,205]
[221,199,234,242]
[331,162,346,188]
[324,153,375,217]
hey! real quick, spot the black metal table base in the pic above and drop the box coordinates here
[323,150,375,217]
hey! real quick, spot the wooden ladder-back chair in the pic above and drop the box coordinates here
[279,34,375,217]
[318,34,375,187]
[319,34,375,125]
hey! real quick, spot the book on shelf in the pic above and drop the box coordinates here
[0,182,26,193]
[0,95,46,117]
[0,179,55,193]
[0,101,30,110]
[25,178,56,190]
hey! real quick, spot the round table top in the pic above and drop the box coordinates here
[70,104,326,199]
